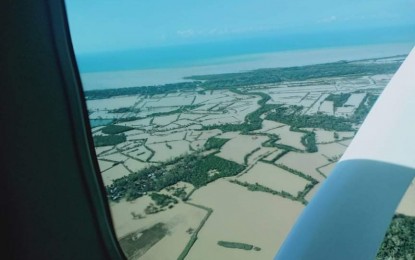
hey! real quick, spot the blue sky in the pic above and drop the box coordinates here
[65,0,415,54]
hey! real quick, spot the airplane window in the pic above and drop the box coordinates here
[64,0,415,259]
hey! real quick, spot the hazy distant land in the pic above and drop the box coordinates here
[80,43,413,90]
[85,55,414,259]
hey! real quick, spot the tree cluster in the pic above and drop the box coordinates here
[217,241,258,251]
[266,105,354,131]
[204,137,230,150]
[85,81,200,100]
[325,93,351,108]
[108,107,140,114]
[301,131,318,153]
[106,154,245,201]
[377,214,415,259]
[93,134,126,147]
[150,193,178,208]
[101,125,134,135]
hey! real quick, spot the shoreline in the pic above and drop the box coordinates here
[80,42,413,91]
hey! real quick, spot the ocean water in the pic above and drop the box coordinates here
[76,25,415,90]
[89,119,113,127]
[77,26,415,73]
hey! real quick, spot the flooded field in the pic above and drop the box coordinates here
[110,195,206,260]
[187,179,304,260]
[216,135,268,165]
[239,162,309,195]
[84,56,411,259]
[396,179,415,217]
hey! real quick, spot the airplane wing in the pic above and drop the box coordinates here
[275,47,415,260]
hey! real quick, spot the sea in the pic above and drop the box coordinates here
[78,35,414,91]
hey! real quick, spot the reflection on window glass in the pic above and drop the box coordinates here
[65,0,415,259]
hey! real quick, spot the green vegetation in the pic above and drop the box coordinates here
[270,150,290,163]
[183,154,246,188]
[325,93,351,107]
[185,60,401,89]
[109,107,140,114]
[262,150,290,164]
[217,241,257,251]
[144,203,163,215]
[150,193,178,208]
[246,161,319,203]
[257,133,281,148]
[144,145,155,162]
[202,92,278,134]
[265,95,378,132]
[230,178,316,205]
[273,143,303,152]
[296,182,317,202]
[118,223,168,259]
[274,163,316,182]
[350,94,379,123]
[165,142,172,149]
[85,81,200,100]
[230,180,303,204]
[377,214,415,259]
[93,134,126,147]
[237,97,278,134]
[266,105,354,131]
[150,104,202,118]
[301,132,318,153]
[113,104,201,125]
[207,103,220,111]
[204,137,230,150]
[172,187,187,200]
[244,147,261,165]
[101,125,134,135]
[106,153,245,201]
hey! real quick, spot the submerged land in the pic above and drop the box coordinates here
[85,55,414,259]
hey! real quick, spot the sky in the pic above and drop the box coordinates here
[65,0,415,54]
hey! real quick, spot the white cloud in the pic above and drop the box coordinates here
[176,29,195,37]
[318,15,337,24]
[176,25,276,39]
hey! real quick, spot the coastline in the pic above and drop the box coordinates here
[80,42,413,90]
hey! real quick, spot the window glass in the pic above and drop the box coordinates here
[65,1,415,259]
